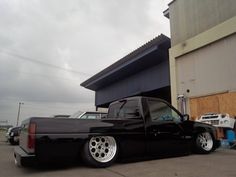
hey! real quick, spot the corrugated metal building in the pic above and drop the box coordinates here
[81,34,171,108]
[164,0,236,119]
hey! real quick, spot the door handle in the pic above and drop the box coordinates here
[155,131,169,134]
[152,129,161,136]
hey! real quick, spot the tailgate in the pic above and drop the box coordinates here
[19,118,32,153]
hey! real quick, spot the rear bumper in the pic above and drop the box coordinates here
[14,146,36,167]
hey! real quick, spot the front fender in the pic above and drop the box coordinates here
[194,122,217,137]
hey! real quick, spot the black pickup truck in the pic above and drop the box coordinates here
[14,96,220,167]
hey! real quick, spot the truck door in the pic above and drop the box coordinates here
[107,99,146,158]
[145,98,189,156]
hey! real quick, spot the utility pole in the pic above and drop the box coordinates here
[16,102,24,126]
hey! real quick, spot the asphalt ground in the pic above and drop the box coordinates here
[0,130,236,177]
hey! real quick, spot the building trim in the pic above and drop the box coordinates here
[82,45,158,88]
[188,91,229,99]
[169,15,236,107]
[81,34,170,91]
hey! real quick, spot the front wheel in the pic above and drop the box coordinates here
[82,136,118,167]
[194,132,214,154]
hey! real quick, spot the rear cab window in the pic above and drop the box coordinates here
[107,100,140,119]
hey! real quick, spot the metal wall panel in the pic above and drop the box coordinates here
[95,60,170,107]
[176,34,236,98]
[169,0,236,45]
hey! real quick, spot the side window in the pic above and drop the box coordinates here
[87,114,97,119]
[80,115,87,119]
[107,100,140,119]
[148,99,181,122]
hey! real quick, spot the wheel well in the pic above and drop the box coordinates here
[194,128,216,142]
[194,128,206,137]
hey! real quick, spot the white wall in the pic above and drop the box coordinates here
[176,33,236,97]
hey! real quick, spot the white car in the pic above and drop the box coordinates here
[69,111,107,119]
[197,113,235,129]
[5,127,13,141]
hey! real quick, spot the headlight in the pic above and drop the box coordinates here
[204,121,211,124]
[10,132,14,136]
[224,120,229,124]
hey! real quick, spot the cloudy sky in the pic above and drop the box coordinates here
[0,0,170,126]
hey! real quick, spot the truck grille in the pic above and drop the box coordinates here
[202,116,218,119]
[202,120,219,125]
[210,120,219,125]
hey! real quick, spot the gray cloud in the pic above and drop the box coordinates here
[0,0,169,125]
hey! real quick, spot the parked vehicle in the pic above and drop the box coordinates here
[53,115,70,118]
[6,126,21,145]
[197,113,236,129]
[69,111,107,119]
[14,96,220,167]
[5,127,13,140]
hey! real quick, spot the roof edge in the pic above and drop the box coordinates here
[81,34,170,88]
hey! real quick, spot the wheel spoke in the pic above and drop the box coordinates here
[197,132,213,151]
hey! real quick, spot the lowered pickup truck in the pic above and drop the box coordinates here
[14,96,220,167]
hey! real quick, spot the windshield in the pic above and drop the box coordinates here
[69,111,107,119]
[69,110,83,118]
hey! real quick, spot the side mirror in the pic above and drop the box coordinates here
[182,114,189,121]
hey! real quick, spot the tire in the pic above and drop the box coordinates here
[9,138,17,145]
[194,132,214,154]
[82,136,118,167]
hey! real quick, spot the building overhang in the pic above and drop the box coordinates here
[81,34,170,91]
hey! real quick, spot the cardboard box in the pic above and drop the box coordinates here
[216,127,225,139]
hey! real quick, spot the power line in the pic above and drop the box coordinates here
[0,100,87,110]
[0,49,91,77]
[0,69,82,85]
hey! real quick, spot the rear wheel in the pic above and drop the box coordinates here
[82,136,118,167]
[194,132,214,154]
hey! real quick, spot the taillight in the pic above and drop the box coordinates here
[28,123,36,151]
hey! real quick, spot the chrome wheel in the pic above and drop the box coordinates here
[89,136,117,163]
[197,132,213,151]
